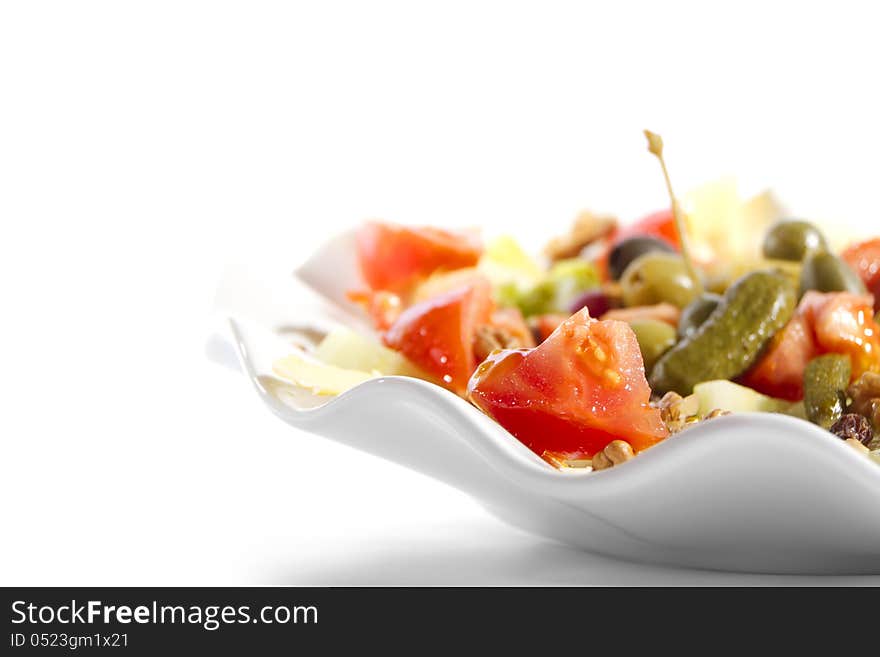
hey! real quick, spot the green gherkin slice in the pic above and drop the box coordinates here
[650,271,797,396]
[803,354,851,429]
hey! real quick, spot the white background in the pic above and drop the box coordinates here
[2,1,880,584]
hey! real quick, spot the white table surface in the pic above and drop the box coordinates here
[4,350,879,586]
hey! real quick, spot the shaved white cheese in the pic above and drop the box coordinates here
[273,350,377,396]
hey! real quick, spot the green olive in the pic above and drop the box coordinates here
[677,293,723,339]
[620,252,701,309]
[629,319,677,374]
[761,219,829,261]
[608,236,675,280]
[798,251,866,297]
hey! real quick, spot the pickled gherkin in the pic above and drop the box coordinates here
[677,293,722,339]
[649,271,797,395]
[803,354,851,429]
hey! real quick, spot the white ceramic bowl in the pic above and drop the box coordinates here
[213,232,880,574]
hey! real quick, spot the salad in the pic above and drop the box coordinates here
[275,132,880,471]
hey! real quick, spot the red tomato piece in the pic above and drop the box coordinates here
[411,267,483,304]
[610,208,681,249]
[740,291,880,400]
[739,314,817,401]
[383,277,493,395]
[468,308,669,461]
[346,289,403,331]
[841,238,880,312]
[800,291,880,380]
[356,221,483,294]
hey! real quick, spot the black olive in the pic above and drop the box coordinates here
[608,236,675,281]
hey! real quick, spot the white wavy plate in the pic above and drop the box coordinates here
[214,231,880,574]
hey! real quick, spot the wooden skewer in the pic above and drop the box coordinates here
[644,130,703,294]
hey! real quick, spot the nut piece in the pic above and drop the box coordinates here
[544,211,617,262]
[591,451,613,470]
[653,392,732,433]
[473,325,524,362]
[830,413,874,446]
[847,371,880,431]
[655,391,700,433]
[591,440,635,471]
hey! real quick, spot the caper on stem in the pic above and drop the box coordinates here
[644,130,703,295]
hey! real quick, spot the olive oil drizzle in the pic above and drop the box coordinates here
[643,130,704,295]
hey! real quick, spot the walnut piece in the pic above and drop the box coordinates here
[473,325,525,362]
[591,440,635,471]
[544,211,617,262]
[655,391,700,433]
[653,392,732,433]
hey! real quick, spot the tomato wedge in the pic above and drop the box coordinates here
[841,238,880,312]
[610,208,681,249]
[382,277,493,395]
[738,314,817,401]
[740,291,880,400]
[356,222,483,294]
[800,291,880,379]
[468,308,668,461]
[345,289,403,331]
